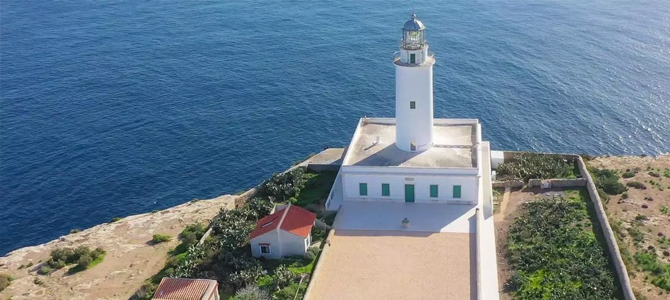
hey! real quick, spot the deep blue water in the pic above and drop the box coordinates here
[1,0,669,255]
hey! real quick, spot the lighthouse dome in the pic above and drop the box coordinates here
[402,14,426,31]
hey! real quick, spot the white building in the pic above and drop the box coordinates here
[326,13,492,213]
[249,204,316,259]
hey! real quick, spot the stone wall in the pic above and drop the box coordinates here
[492,180,524,188]
[577,156,635,300]
[527,178,587,188]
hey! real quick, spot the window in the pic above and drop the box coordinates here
[359,183,368,196]
[260,244,271,254]
[381,183,390,196]
[410,142,416,151]
[410,101,416,109]
[410,53,416,64]
[430,185,438,198]
[453,185,462,199]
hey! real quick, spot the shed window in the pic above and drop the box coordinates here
[410,101,416,109]
[453,185,462,199]
[359,183,368,196]
[260,244,271,254]
[430,185,438,198]
[382,183,390,196]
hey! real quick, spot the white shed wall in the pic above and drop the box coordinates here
[250,232,281,259]
[278,230,309,257]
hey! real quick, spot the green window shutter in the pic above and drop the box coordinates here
[410,101,416,109]
[359,183,368,196]
[430,185,438,198]
[382,183,390,196]
[453,185,462,198]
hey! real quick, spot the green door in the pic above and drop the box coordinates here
[404,184,415,203]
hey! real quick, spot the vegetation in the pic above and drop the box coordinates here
[33,276,44,285]
[152,234,172,244]
[110,217,122,223]
[622,170,637,178]
[496,153,576,182]
[0,273,13,292]
[661,206,670,215]
[504,190,620,299]
[134,168,333,300]
[69,229,81,234]
[634,250,670,291]
[591,168,626,195]
[39,246,105,274]
[304,247,319,262]
[627,181,647,190]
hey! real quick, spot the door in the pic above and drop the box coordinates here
[404,184,415,203]
[410,53,416,64]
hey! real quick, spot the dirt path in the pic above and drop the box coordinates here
[0,195,235,300]
[494,187,511,223]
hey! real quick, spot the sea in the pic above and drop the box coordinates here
[1,0,669,255]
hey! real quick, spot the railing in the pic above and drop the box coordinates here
[393,51,435,67]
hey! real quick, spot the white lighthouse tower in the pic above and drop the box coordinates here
[394,13,435,152]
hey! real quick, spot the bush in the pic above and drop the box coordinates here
[273,265,294,291]
[77,254,93,269]
[597,188,610,203]
[235,284,271,300]
[622,171,636,178]
[622,192,629,199]
[152,234,172,244]
[273,283,305,300]
[245,198,274,220]
[591,168,626,195]
[304,247,319,262]
[627,181,647,190]
[0,273,13,292]
[33,276,44,285]
[259,168,306,202]
[496,153,575,182]
[110,217,122,223]
[69,229,81,234]
[38,265,53,275]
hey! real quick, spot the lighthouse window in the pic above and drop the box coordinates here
[410,101,416,109]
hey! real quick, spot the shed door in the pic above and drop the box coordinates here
[404,184,415,203]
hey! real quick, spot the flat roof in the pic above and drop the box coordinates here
[343,118,478,168]
[307,230,476,300]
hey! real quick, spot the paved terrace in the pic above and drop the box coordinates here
[343,118,478,168]
[307,202,479,300]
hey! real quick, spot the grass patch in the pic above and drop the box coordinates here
[504,189,621,299]
[661,206,670,215]
[294,171,337,207]
[67,251,106,274]
[109,217,122,223]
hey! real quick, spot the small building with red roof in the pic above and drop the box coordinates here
[152,278,219,300]
[249,204,317,259]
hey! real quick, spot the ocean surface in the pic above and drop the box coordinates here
[1,0,669,255]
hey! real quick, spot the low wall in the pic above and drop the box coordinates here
[307,163,341,172]
[527,178,587,188]
[577,156,635,300]
[492,180,524,188]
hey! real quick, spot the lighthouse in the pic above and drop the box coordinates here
[394,13,435,152]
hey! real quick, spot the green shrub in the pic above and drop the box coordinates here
[622,192,629,199]
[273,265,294,291]
[110,217,122,223]
[69,229,81,234]
[77,254,93,269]
[311,226,326,242]
[591,168,626,195]
[33,277,43,285]
[134,281,157,300]
[597,188,610,203]
[0,273,13,292]
[245,198,274,220]
[661,206,670,215]
[304,247,319,262]
[259,168,306,202]
[234,284,271,300]
[496,153,575,182]
[323,213,337,226]
[152,234,172,244]
[622,171,636,178]
[635,214,649,221]
[273,282,306,300]
[627,181,647,190]
[38,265,52,275]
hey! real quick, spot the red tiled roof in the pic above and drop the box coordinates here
[152,278,217,300]
[249,204,316,239]
[280,205,317,238]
